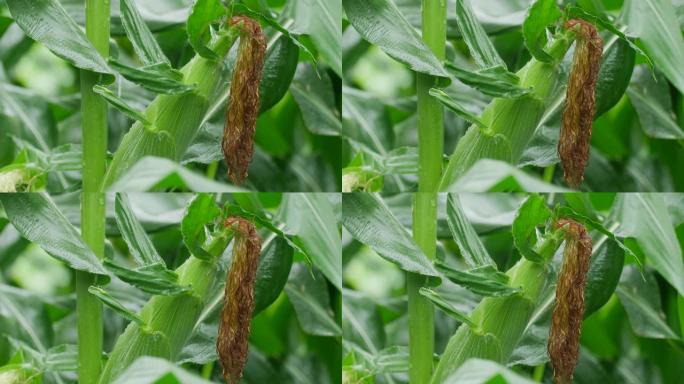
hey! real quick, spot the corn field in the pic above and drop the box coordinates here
[2,0,684,384]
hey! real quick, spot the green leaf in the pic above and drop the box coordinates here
[0,193,107,275]
[445,64,532,99]
[343,0,448,78]
[435,261,521,297]
[120,0,169,66]
[624,0,684,94]
[187,0,225,60]
[5,0,112,74]
[613,194,684,296]
[254,235,294,314]
[88,286,145,326]
[108,60,195,95]
[259,33,299,113]
[616,265,679,339]
[287,0,342,76]
[107,157,245,192]
[453,0,506,69]
[342,193,437,277]
[443,358,537,384]
[104,260,190,296]
[285,263,341,337]
[429,88,487,129]
[114,194,164,266]
[627,67,684,140]
[594,37,636,117]
[290,64,341,136]
[112,356,214,384]
[446,159,568,192]
[419,287,477,327]
[446,193,495,268]
[522,0,562,63]
[584,237,624,317]
[511,194,552,262]
[181,193,221,261]
[93,85,150,124]
[278,193,342,290]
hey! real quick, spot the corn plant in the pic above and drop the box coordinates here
[0,192,342,383]
[342,0,684,193]
[0,0,342,193]
[343,192,684,383]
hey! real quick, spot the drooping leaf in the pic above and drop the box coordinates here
[584,237,624,316]
[287,0,342,76]
[342,193,437,277]
[511,194,552,262]
[429,88,487,129]
[343,0,449,78]
[627,67,684,140]
[522,0,562,63]
[5,0,112,74]
[0,193,107,275]
[446,193,495,268]
[290,64,341,136]
[285,263,341,337]
[88,286,145,325]
[181,193,221,261]
[445,64,532,99]
[93,85,150,125]
[186,0,226,60]
[435,261,521,297]
[259,32,299,113]
[419,287,477,327]
[104,260,190,296]
[108,60,195,95]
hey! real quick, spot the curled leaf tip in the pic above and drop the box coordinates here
[222,16,266,185]
[548,219,592,384]
[558,19,603,188]
[217,216,261,384]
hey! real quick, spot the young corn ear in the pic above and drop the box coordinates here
[548,219,592,384]
[222,16,266,185]
[558,20,603,188]
[217,217,261,384]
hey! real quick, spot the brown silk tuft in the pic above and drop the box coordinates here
[223,16,266,185]
[217,217,261,384]
[548,219,592,384]
[559,19,603,188]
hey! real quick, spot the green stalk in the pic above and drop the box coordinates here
[409,1,446,383]
[78,0,110,382]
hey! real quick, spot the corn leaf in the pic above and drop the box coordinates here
[5,0,112,75]
[120,0,169,66]
[108,60,195,95]
[522,0,562,63]
[285,263,341,337]
[435,261,521,297]
[187,0,225,60]
[453,0,506,69]
[445,159,568,192]
[429,88,487,129]
[254,235,294,314]
[443,358,537,384]
[511,194,552,263]
[88,286,145,326]
[93,85,150,124]
[259,33,299,112]
[342,193,438,277]
[445,64,532,98]
[104,260,190,296]
[419,287,477,327]
[286,0,341,76]
[0,193,107,275]
[111,357,214,384]
[290,64,341,136]
[627,67,684,140]
[180,193,221,261]
[115,194,164,266]
[343,0,449,78]
[446,194,495,268]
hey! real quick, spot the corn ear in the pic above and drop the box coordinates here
[439,36,572,190]
[102,31,239,187]
[430,260,550,383]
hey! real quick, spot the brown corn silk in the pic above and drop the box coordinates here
[217,217,261,384]
[558,19,603,188]
[222,16,266,185]
[548,219,592,384]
